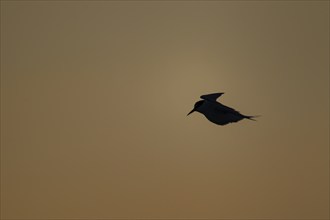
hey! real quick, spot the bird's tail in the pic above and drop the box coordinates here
[244,115,260,121]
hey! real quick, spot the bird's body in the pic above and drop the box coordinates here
[187,93,258,126]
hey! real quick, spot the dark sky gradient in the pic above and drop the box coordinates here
[1,1,329,219]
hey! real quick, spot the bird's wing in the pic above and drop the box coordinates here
[215,103,240,114]
[200,93,224,101]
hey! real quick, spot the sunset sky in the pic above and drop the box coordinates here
[1,1,329,219]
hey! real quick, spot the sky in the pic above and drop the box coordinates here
[1,0,329,219]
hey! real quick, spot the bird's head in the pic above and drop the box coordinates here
[187,100,204,116]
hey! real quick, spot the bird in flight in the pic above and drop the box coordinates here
[187,93,258,126]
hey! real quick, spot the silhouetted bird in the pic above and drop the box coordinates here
[187,93,258,125]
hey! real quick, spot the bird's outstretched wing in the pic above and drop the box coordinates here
[200,93,224,101]
[215,103,238,114]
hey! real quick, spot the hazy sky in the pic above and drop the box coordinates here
[1,1,329,219]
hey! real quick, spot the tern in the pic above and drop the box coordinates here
[187,93,258,125]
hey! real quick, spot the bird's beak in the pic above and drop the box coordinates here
[187,109,195,116]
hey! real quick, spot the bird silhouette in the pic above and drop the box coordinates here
[187,93,258,125]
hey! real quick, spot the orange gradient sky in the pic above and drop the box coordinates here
[1,1,329,219]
